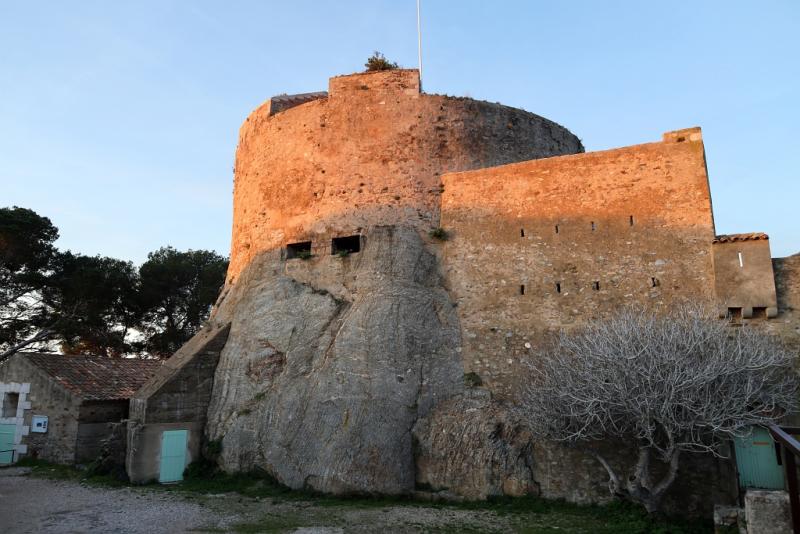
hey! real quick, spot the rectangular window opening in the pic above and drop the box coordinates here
[555,282,561,294]
[331,235,361,255]
[2,392,19,418]
[753,307,768,319]
[629,215,634,226]
[727,307,743,322]
[520,284,525,295]
[738,252,744,268]
[592,281,600,291]
[286,241,312,259]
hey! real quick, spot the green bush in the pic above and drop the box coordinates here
[429,227,449,241]
[365,51,398,72]
[206,439,223,457]
[464,372,483,387]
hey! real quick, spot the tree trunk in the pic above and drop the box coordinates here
[587,445,682,514]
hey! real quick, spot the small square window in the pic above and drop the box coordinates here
[331,235,361,255]
[286,241,312,259]
[2,392,19,418]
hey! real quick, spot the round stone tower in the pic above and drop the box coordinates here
[228,69,582,280]
[193,69,584,496]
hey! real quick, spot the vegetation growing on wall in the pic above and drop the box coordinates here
[365,51,398,72]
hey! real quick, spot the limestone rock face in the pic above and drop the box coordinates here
[205,226,464,494]
[412,389,537,499]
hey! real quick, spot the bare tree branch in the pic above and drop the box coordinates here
[515,304,799,513]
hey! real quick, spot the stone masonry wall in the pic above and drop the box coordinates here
[75,400,128,464]
[440,128,716,397]
[227,69,583,281]
[770,254,800,346]
[127,324,230,483]
[712,238,778,318]
[0,354,82,464]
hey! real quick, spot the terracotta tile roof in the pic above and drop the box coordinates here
[20,353,163,401]
[713,232,769,244]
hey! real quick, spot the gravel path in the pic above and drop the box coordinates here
[0,468,518,533]
[0,468,236,533]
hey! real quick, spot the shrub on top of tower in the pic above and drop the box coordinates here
[365,51,399,72]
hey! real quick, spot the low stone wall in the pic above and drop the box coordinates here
[413,388,738,518]
[745,490,791,534]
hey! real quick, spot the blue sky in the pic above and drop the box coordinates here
[1,1,798,262]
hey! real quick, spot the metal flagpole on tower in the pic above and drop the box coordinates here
[417,0,423,89]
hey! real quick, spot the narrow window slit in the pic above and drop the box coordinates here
[520,228,525,238]
[554,224,559,234]
[629,215,634,226]
[555,282,561,294]
[520,285,525,295]
[592,281,600,291]
[591,221,596,231]
[738,252,744,268]
[651,277,659,287]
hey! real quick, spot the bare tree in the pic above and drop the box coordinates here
[515,306,799,513]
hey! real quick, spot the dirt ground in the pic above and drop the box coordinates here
[0,467,518,533]
[0,466,710,533]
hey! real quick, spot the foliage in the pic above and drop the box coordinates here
[296,250,313,260]
[47,252,139,357]
[206,438,223,457]
[0,206,228,360]
[463,372,483,387]
[516,305,799,513]
[336,249,350,258]
[0,207,60,357]
[365,51,398,72]
[137,246,228,358]
[429,227,449,241]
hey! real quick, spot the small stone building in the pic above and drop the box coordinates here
[0,352,161,465]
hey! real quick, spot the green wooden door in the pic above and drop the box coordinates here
[159,430,188,483]
[0,424,15,464]
[734,426,785,490]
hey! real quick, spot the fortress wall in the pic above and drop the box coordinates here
[440,128,716,397]
[227,69,583,281]
[770,254,800,345]
[712,237,778,318]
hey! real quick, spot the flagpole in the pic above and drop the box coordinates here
[417,0,423,88]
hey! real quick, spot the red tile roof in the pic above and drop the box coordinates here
[21,353,163,401]
[713,232,769,244]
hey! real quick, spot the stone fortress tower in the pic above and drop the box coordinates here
[127,69,800,515]
[228,69,583,280]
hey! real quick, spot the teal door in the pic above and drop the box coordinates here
[159,430,188,483]
[0,424,15,464]
[734,426,785,490]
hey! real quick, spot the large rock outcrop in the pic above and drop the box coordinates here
[412,388,537,499]
[205,226,464,494]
